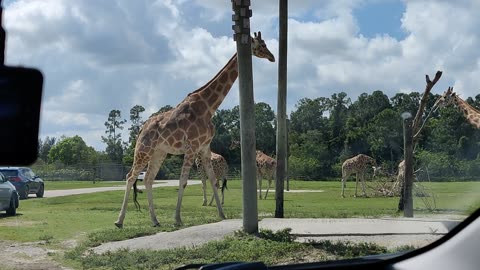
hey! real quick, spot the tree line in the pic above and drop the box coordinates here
[37,90,480,180]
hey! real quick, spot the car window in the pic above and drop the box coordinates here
[0,170,17,177]
[0,173,4,182]
[2,1,479,269]
[24,169,35,178]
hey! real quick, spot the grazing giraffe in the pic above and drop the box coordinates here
[115,32,275,227]
[195,151,228,206]
[433,87,480,129]
[256,150,276,200]
[341,154,377,198]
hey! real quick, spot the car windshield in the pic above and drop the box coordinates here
[1,1,479,269]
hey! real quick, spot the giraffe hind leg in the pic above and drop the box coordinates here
[143,151,167,227]
[115,160,149,228]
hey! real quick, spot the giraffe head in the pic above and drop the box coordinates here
[433,86,456,111]
[252,32,275,62]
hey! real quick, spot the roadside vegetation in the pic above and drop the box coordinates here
[68,229,402,270]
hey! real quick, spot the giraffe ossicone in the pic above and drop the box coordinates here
[115,32,275,227]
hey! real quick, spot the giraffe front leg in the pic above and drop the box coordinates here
[175,153,195,226]
[341,172,349,198]
[354,174,359,197]
[258,175,263,200]
[361,173,367,197]
[264,179,272,199]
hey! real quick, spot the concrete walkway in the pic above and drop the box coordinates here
[43,180,202,198]
[92,216,464,254]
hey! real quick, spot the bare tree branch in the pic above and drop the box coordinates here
[412,71,442,144]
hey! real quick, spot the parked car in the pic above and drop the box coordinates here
[0,167,44,200]
[125,171,146,181]
[0,172,19,216]
[137,171,146,181]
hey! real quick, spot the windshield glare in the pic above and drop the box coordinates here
[1,1,479,269]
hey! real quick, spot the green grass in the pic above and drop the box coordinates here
[1,180,478,243]
[68,229,395,270]
[0,179,478,269]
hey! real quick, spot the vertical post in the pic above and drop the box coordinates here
[0,0,5,65]
[275,0,288,218]
[232,0,258,234]
[402,112,414,217]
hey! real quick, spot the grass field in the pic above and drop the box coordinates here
[0,179,478,269]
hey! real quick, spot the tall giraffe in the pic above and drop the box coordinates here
[433,87,480,129]
[341,154,377,198]
[256,150,276,200]
[195,151,228,206]
[115,32,274,227]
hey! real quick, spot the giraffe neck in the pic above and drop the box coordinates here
[191,53,239,117]
[454,96,480,129]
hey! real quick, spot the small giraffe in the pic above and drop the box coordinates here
[433,87,480,129]
[115,32,274,227]
[256,150,276,200]
[195,151,228,206]
[341,154,377,198]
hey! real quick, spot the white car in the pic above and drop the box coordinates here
[125,171,146,181]
[137,171,146,181]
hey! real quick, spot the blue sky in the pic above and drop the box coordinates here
[3,0,480,150]
[354,0,406,39]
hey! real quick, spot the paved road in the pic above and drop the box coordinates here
[43,180,202,198]
[92,216,464,253]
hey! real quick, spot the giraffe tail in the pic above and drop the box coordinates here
[221,177,228,192]
[133,179,141,211]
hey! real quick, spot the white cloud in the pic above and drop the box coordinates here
[3,0,480,151]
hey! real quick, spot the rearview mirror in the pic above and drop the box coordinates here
[0,66,43,165]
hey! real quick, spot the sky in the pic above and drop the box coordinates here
[3,0,480,151]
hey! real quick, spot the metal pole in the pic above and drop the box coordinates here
[402,112,414,217]
[275,0,288,218]
[232,0,258,234]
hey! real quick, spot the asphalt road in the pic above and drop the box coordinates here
[43,180,202,198]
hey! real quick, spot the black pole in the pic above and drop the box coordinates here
[402,112,414,217]
[232,0,258,234]
[275,0,288,218]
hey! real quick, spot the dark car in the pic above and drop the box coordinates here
[0,172,19,215]
[0,167,44,200]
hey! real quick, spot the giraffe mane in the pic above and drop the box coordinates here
[188,54,237,96]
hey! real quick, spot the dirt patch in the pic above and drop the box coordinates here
[0,241,71,270]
